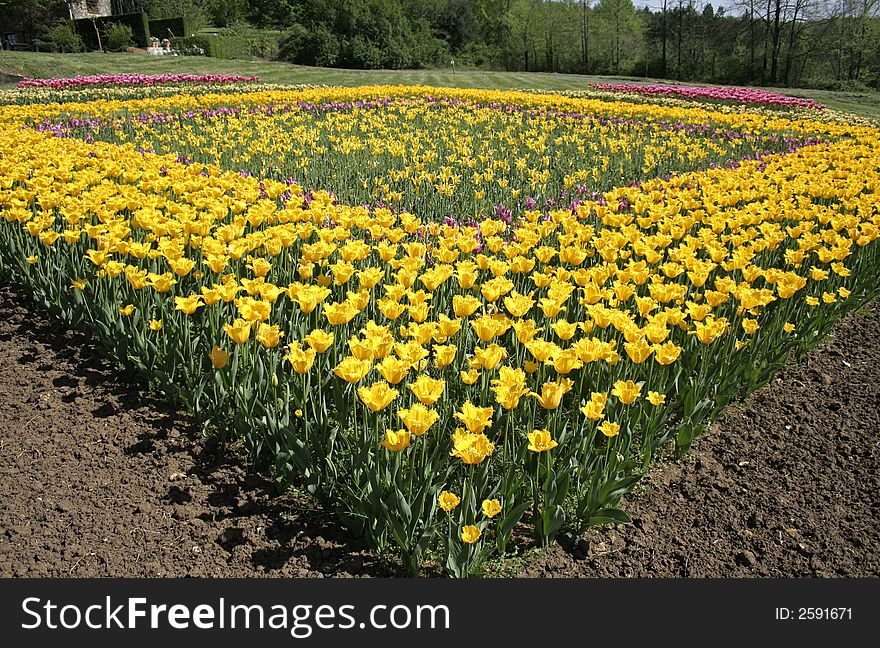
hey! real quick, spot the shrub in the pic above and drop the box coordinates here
[801,78,872,93]
[345,35,384,70]
[453,42,502,70]
[42,23,84,53]
[171,30,259,59]
[278,24,340,67]
[245,30,280,59]
[105,23,134,52]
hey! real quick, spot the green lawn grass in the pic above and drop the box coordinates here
[1,50,879,119]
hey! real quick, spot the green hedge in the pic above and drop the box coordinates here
[171,33,250,59]
[73,12,150,49]
[149,16,197,40]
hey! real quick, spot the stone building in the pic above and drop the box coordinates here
[68,0,113,19]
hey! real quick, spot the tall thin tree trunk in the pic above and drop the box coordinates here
[770,0,782,83]
[581,0,590,72]
[661,0,668,77]
[762,0,772,80]
[782,4,800,86]
[677,0,683,77]
[615,4,621,73]
[748,0,756,80]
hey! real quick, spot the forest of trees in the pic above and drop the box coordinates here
[5,0,880,89]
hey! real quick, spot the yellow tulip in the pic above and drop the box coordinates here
[287,342,317,375]
[438,491,460,512]
[433,344,457,368]
[624,338,653,364]
[490,366,529,410]
[452,294,482,317]
[473,343,507,370]
[551,348,583,374]
[531,379,573,410]
[397,403,439,436]
[453,401,494,434]
[358,381,399,412]
[470,314,501,343]
[503,291,534,317]
[408,375,445,405]
[551,320,578,340]
[460,525,481,544]
[252,324,280,349]
[147,272,176,293]
[460,368,480,384]
[527,429,558,453]
[304,329,334,353]
[224,319,252,345]
[210,346,229,370]
[611,380,641,405]
[323,301,358,326]
[653,341,682,365]
[333,357,372,384]
[380,429,411,452]
[450,428,495,464]
[526,339,559,363]
[599,421,621,438]
[481,499,502,518]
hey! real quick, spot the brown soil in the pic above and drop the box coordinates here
[0,281,877,578]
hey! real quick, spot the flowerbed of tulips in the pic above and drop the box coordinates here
[0,84,878,576]
[1,82,307,108]
[17,73,261,90]
[588,82,825,111]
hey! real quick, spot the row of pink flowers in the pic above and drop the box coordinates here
[588,82,824,110]
[18,73,261,90]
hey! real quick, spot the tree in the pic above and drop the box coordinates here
[4,0,69,38]
[247,1,300,28]
[592,0,642,74]
[579,0,591,72]
[504,0,540,70]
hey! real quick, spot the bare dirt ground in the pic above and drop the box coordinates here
[0,281,877,578]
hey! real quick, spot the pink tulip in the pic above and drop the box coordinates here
[588,82,824,110]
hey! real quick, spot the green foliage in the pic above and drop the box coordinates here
[245,30,281,59]
[105,23,135,52]
[41,22,84,53]
[172,33,248,59]
[247,0,301,28]
[144,0,207,30]
[170,36,206,57]
[204,0,251,28]
[275,0,449,69]
[5,0,69,36]
[277,24,333,67]
[149,16,200,40]
[452,42,502,70]
[73,12,151,50]
[172,27,277,59]
[591,0,642,75]
[800,79,874,93]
